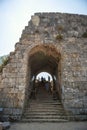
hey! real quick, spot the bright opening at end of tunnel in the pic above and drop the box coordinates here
[36,72,52,81]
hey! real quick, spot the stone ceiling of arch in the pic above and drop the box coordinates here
[28,45,61,76]
[29,51,59,76]
[29,45,61,61]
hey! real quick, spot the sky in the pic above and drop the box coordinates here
[0,0,87,56]
[36,72,52,81]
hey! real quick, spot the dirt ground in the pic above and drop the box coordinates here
[9,122,87,130]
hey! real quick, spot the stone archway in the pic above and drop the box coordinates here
[24,44,61,105]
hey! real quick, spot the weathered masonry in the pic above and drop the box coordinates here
[0,12,87,120]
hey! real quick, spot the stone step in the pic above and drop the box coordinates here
[23,115,67,119]
[30,105,62,108]
[28,105,63,109]
[24,102,65,114]
[21,118,68,122]
[24,111,66,116]
[25,103,62,106]
[24,108,64,112]
[24,110,65,113]
[23,117,67,120]
[29,102,61,104]
[25,104,63,108]
[29,100,61,103]
[27,105,62,108]
[23,112,66,116]
[24,111,65,115]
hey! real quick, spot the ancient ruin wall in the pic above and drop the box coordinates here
[0,12,87,120]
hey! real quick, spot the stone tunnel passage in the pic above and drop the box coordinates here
[25,45,61,102]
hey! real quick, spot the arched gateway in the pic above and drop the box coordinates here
[24,44,61,103]
[0,13,87,121]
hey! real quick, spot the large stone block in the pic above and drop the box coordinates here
[31,15,40,26]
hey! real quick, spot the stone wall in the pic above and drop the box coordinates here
[61,38,87,120]
[0,12,87,120]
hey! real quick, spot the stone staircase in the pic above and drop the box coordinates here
[21,86,69,122]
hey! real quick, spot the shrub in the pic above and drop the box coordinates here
[56,34,63,40]
[2,57,9,66]
[0,65,3,73]
[82,32,87,38]
[0,57,9,73]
